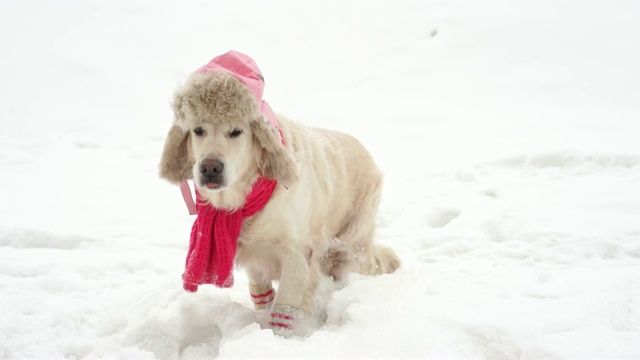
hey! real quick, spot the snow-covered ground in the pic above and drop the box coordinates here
[2,0,640,358]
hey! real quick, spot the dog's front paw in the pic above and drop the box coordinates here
[269,304,300,337]
[249,283,275,310]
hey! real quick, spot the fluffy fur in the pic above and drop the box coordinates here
[159,72,400,323]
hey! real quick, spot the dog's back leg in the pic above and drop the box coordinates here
[329,178,400,278]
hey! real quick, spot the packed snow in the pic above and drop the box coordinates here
[1,0,639,358]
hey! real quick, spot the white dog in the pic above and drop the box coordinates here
[159,51,399,336]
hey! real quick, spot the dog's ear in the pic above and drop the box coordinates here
[251,117,297,187]
[159,124,193,184]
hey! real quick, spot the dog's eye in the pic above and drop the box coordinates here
[229,128,243,138]
[193,127,204,136]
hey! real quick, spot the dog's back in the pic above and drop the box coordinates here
[239,117,399,285]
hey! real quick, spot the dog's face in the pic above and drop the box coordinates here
[159,72,297,208]
[188,120,257,192]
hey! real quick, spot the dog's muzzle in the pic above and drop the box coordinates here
[199,158,225,189]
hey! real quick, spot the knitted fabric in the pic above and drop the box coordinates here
[249,283,275,310]
[269,304,299,337]
[182,177,278,291]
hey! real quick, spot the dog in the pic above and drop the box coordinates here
[159,51,400,336]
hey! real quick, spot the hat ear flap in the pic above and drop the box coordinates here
[159,125,193,184]
[251,118,297,187]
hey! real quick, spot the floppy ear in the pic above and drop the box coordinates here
[159,124,193,184]
[251,118,297,187]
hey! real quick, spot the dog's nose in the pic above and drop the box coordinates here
[200,158,224,177]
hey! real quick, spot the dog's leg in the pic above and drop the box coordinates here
[249,283,275,310]
[269,250,312,336]
[246,269,275,311]
[337,178,400,276]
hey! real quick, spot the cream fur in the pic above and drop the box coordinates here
[159,72,400,320]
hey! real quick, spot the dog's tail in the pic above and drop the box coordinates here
[323,243,400,280]
[360,245,401,276]
[374,245,401,275]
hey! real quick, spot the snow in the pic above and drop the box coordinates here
[1,0,640,358]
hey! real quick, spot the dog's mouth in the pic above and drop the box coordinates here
[205,182,221,189]
[199,177,227,191]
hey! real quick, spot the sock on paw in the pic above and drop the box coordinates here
[269,304,299,337]
[249,283,275,310]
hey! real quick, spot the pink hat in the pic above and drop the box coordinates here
[195,50,280,140]
[179,51,284,217]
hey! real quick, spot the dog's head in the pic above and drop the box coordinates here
[159,72,296,208]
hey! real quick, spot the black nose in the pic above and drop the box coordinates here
[200,159,224,177]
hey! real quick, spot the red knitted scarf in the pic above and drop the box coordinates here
[182,177,277,291]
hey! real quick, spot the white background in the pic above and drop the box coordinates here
[1,0,639,358]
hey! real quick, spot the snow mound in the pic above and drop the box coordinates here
[0,228,93,249]
[492,151,640,172]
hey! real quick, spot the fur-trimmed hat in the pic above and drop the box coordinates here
[193,50,281,141]
[159,51,294,186]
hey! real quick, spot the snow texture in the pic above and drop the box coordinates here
[1,0,640,358]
